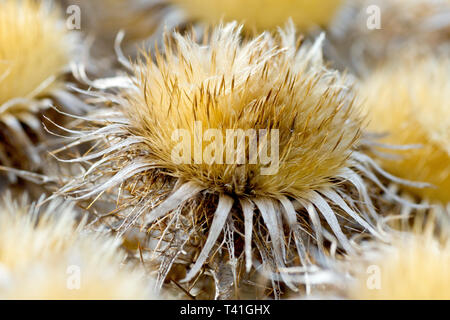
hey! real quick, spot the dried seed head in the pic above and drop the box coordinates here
[0,193,156,299]
[296,213,450,299]
[0,0,81,175]
[360,56,450,203]
[125,22,362,198]
[349,235,450,299]
[58,23,400,296]
[171,0,343,31]
[0,0,70,106]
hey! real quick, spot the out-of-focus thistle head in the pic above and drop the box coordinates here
[171,0,343,32]
[360,56,450,205]
[0,0,81,175]
[348,228,450,300]
[291,213,450,299]
[0,193,157,299]
[0,0,69,106]
[55,22,419,298]
[328,0,450,75]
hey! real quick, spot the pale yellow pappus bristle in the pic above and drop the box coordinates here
[0,0,70,108]
[0,195,155,299]
[360,56,450,203]
[171,0,343,31]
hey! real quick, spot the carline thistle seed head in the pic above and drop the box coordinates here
[349,233,450,300]
[0,193,156,299]
[0,0,79,173]
[360,55,450,204]
[57,22,405,295]
[125,23,363,198]
[0,0,70,106]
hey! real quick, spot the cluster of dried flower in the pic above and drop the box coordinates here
[0,0,448,300]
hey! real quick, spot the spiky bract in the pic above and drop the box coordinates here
[56,23,401,297]
[360,56,450,203]
[0,193,155,299]
[127,23,363,198]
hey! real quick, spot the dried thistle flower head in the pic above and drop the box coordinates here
[0,0,81,174]
[349,233,450,300]
[328,0,450,75]
[127,25,363,199]
[0,193,156,299]
[0,0,69,106]
[360,56,450,204]
[171,0,343,31]
[293,213,450,300]
[57,22,410,297]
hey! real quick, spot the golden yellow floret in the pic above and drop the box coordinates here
[0,0,70,108]
[171,0,343,31]
[360,56,450,203]
[0,194,155,299]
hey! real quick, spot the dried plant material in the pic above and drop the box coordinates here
[171,0,343,31]
[328,0,450,75]
[286,212,450,300]
[348,228,450,300]
[0,193,157,299]
[360,56,450,204]
[0,0,84,177]
[0,0,69,106]
[54,22,422,298]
